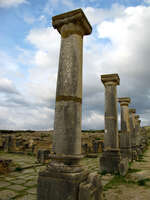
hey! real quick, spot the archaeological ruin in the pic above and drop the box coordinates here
[0,7,150,200]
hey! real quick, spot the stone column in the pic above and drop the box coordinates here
[37,9,100,200]
[118,97,132,161]
[137,120,143,152]
[129,108,138,160]
[100,74,122,174]
[135,115,142,156]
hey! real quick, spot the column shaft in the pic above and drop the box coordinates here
[54,34,83,155]
[105,83,118,149]
[118,98,131,160]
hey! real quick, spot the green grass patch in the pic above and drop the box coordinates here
[136,154,147,162]
[15,166,22,171]
[103,175,127,191]
[137,178,150,186]
[128,168,141,173]
[100,170,107,175]
[103,174,136,191]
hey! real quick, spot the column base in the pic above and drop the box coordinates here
[136,146,142,157]
[132,146,138,161]
[100,149,129,176]
[120,147,132,162]
[37,161,88,200]
[37,159,103,200]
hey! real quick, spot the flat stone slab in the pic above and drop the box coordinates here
[22,168,36,174]
[16,194,36,200]
[7,184,26,191]
[127,170,150,182]
[24,180,37,187]
[103,184,150,200]
[0,190,17,200]
[101,174,114,187]
[0,181,11,188]
[10,179,27,185]
[27,187,36,194]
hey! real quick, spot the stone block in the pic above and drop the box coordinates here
[100,149,121,174]
[79,172,103,200]
[37,149,50,164]
[119,158,129,176]
[37,169,89,200]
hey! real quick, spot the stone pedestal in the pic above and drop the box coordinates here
[118,97,132,161]
[100,149,121,174]
[37,9,103,200]
[38,165,89,200]
[100,74,124,174]
[129,108,138,160]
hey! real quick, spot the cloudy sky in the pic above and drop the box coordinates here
[0,0,150,130]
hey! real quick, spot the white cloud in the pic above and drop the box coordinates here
[0,0,28,8]
[84,4,125,25]
[83,112,104,129]
[0,78,18,94]
[23,15,35,24]
[26,27,60,52]
[1,3,150,130]
[144,0,150,4]
[97,5,150,77]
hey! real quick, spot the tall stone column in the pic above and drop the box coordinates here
[137,119,143,152]
[118,97,132,161]
[37,9,94,200]
[100,74,122,173]
[135,115,142,156]
[129,108,137,160]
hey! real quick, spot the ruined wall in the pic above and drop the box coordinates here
[0,130,104,156]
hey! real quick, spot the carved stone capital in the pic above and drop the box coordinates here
[129,108,136,114]
[135,115,140,120]
[118,97,131,106]
[101,73,120,86]
[52,8,92,37]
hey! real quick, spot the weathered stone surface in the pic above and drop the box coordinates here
[0,190,17,200]
[118,97,132,161]
[24,180,37,187]
[119,158,129,176]
[16,194,36,200]
[129,108,138,160]
[7,184,26,191]
[79,172,103,200]
[37,149,50,164]
[101,74,120,149]
[0,181,11,188]
[52,9,92,156]
[38,8,93,200]
[100,74,121,173]
[100,149,121,174]
[27,187,36,194]
[38,169,89,200]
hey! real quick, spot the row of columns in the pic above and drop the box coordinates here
[100,73,148,174]
[37,8,148,200]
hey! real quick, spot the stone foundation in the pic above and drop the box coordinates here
[100,149,121,174]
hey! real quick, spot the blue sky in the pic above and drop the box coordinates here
[0,0,150,130]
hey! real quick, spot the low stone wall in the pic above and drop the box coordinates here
[0,130,104,159]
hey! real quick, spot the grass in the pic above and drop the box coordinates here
[128,168,141,173]
[103,173,138,191]
[137,178,150,186]
[103,175,127,191]
[134,153,147,162]
[100,170,108,175]
[15,166,22,171]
